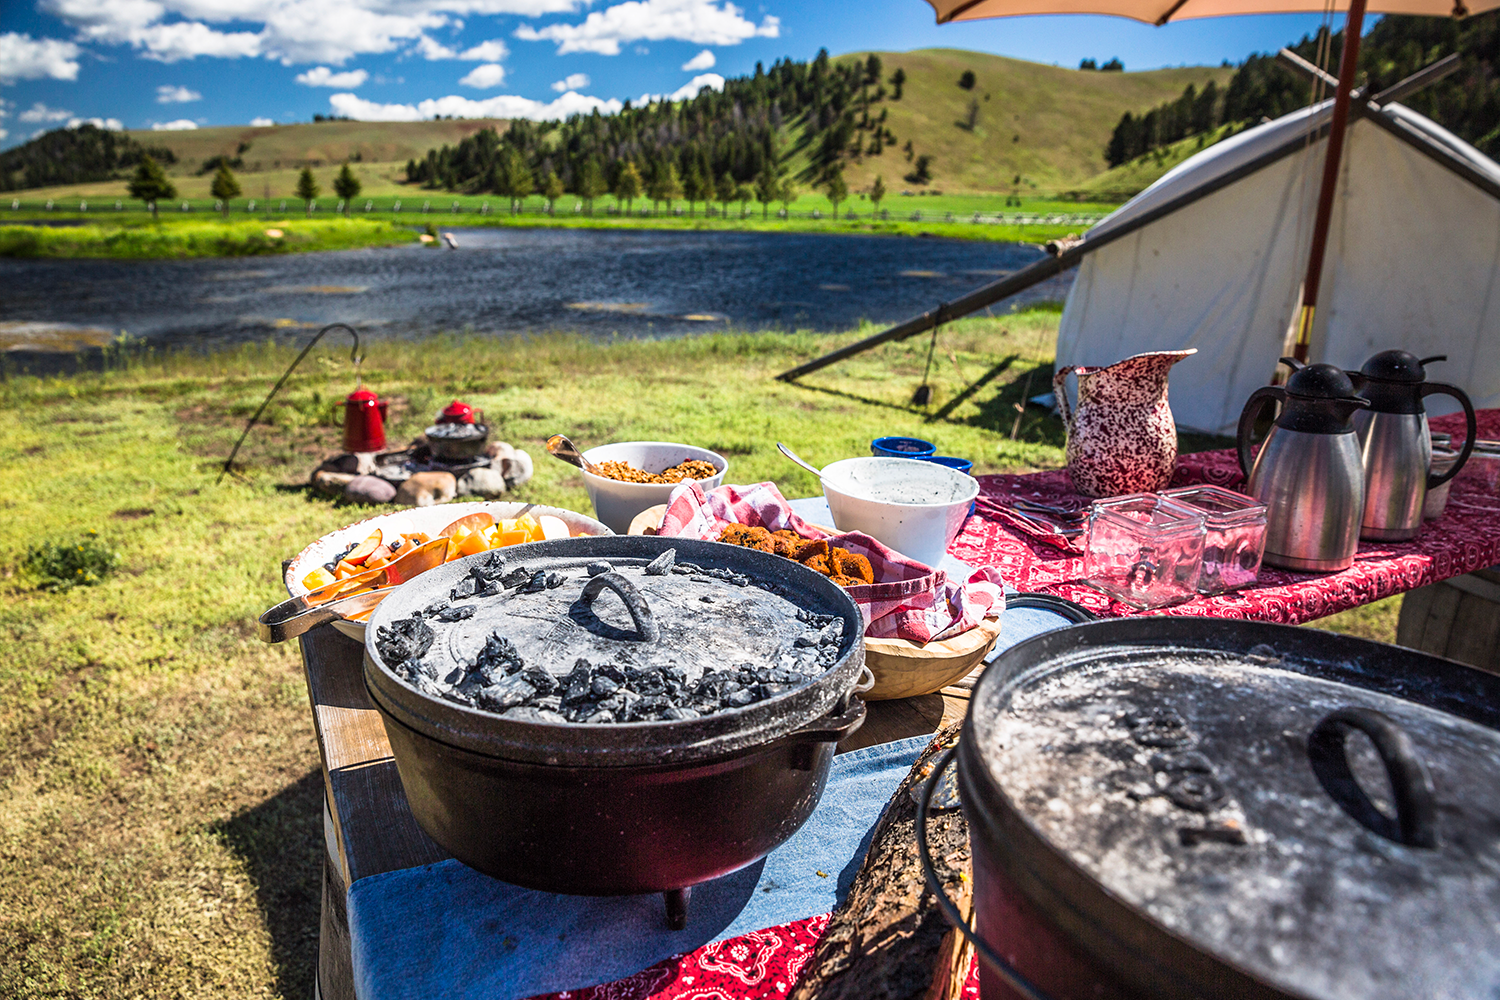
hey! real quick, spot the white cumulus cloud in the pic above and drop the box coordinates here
[296,65,369,87]
[69,116,124,129]
[459,39,508,60]
[151,118,198,129]
[33,0,593,67]
[639,71,721,104]
[329,89,620,123]
[515,0,777,56]
[459,63,505,87]
[0,31,83,82]
[20,102,74,123]
[550,72,588,92]
[681,48,713,71]
[156,84,202,102]
[249,115,275,126]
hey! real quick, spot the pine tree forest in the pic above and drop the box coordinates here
[1106,10,1500,168]
[403,50,896,206]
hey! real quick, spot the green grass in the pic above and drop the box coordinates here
[0,217,419,259]
[1066,122,1243,201]
[827,49,1234,195]
[0,312,1400,998]
[2,191,1119,257]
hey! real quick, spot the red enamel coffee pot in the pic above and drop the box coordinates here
[343,386,388,453]
[437,399,476,425]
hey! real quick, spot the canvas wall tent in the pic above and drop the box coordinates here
[1056,99,1500,436]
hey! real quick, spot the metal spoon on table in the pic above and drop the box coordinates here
[776,442,855,492]
[546,434,602,476]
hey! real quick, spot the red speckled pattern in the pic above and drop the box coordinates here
[1054,350,1195,498]
[950,410,1500,623]
[525,915,985,999]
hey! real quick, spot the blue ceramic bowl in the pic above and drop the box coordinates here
[871,436,936,458]
[918,455,974,475]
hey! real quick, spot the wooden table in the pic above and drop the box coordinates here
[301,626,971,1000]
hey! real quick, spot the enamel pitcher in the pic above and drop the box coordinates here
[1053,349,1196,497]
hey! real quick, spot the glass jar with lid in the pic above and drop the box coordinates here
[1160,484,1268,594]
[1082,493,1205,609]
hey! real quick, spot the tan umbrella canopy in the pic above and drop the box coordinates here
[927,0,1494,26]
[924,0,1499,361]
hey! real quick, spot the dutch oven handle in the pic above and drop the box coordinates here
[1420,380,1477,488]
[579,572,660,642]
[1307,707,1439,849]
[917,747,1056,1000]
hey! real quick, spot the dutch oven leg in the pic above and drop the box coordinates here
[664,887,691,930]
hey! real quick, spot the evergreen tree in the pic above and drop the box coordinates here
[295,167,320,215]
[715,171,736,218]
[333,163,361,215]
[754,169,779,219]
[576,157,606,215]
[864,54,883,86]
[869,175,887,216]
[542,169,565,213]
[958,69,977,91]
[683,166,705,218]
[658,161,682,213]
[128,156,177,220]
[210,162,241,218]
[615,160,643,214]
[777,177,797,216]
[890,67,906,100]
[823,166,847,218]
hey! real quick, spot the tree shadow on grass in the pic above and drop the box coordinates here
[212,769,325,1000]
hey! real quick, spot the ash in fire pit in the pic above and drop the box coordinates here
[373,547,844,723]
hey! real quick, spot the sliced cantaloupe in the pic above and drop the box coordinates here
[497,518,529,547]
[335,559,360,579]
[457,528,490,558]
[538,515,570,540]
[345,530,383,565]
[302,566,336,591]
[446,526,472,563]
[440,512,496,538]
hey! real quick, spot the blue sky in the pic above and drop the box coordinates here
[0,0,1337,147]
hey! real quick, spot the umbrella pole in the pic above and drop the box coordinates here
[1293,0,1369,363]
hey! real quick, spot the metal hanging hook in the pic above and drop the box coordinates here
[217,322,365,485]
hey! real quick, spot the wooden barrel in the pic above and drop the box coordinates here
[1396,567,1500,673]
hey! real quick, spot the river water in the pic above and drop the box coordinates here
[0,227,1074,352]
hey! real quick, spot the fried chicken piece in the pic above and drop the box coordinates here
[830,574,866,588]
[718,523,756,545]
[801,553,832,575]
[769,533,800,558]
[829,548,875,584]
[794,538,829,563]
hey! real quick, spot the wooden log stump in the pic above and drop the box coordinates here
[790,722,973,1000]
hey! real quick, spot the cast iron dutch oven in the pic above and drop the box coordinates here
[362,535,869,928]
[919,617,1500,1000]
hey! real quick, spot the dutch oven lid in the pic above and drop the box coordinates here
[364,535,865,767]
[965,618,1500,1000]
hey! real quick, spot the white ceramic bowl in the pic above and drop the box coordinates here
[820,456,979,567]
[283,500,611,639]
[579,441,728,534]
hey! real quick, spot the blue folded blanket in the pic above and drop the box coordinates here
[348,735,933,1000]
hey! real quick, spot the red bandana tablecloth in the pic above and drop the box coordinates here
[527,914,981,1000]
[950,410,1500,623]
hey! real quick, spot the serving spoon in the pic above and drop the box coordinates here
[546,434,602,476]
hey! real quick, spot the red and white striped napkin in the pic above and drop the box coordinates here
[659,481,1005,643]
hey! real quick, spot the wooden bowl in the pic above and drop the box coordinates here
[862,616,1004,701]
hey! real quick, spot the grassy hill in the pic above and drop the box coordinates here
[824,49,1233,195]
[1067,121,1241,201]
[127,118,509,175]
[12,49,1233,205]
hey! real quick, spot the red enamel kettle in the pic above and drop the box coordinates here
[343,387,388,453]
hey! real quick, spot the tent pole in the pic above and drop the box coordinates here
[1293,0,1369,363]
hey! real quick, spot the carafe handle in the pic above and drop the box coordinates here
[1051,366,1076,428]
[1236,386,1285,479]
[1421,382,1477,487]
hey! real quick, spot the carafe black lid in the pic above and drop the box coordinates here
[1286,362,1361,400]
[1360,349,1445,383]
